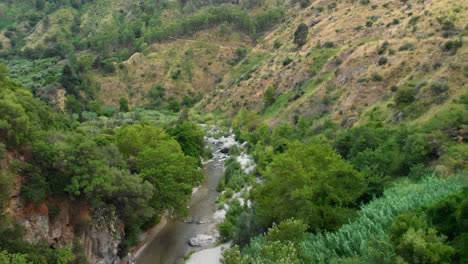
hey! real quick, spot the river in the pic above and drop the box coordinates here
[135,139,226,264]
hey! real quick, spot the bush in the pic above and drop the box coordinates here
[282,57,293,66]
[293,23,309,47]
[442,40,462,54]
[371,73,383,82]
[430,81,449,96]
[378,57,388,65]
[395,88,416,104]
[399,43,415,51]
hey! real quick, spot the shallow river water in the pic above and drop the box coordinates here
[135,142,225,264]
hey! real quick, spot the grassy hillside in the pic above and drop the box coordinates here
[0,0,286,111]
[198,0,467,126]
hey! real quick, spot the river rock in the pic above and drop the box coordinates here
[213,209,226,223]
[188,234,216,247]
[220,147,230,154]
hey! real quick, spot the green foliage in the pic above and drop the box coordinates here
[137,138,202,216]
[167,97,181,112]
[0,88,32,147]
[263,86,276,108]
[396,228,454,263]
[442,39,462,54]
[0,222,74,264]
[147,84,165,108]
[0,170,14,209]
[119,97,129,112]
[219,199,244,240]
[265,219,308,244]
[169,121,205,163]
[221,158,248,191]
[0,250,31,264]
[378,57,388,65]
[282,57,293,66]
[146,5,285,42]
[293,23,309,47]
[335,124,433,180]
[236,175,464,263]
[254,141,366,231]
[116,124,172,157]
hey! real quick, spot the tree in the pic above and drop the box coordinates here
[396,228,454,263]
[147,84,165,108]
[0,94,31,147]
[232,108,261,142]
[119,97,129,112]
[263,86,276,108]
[265,219,308,244]
[293,23,308,47]
[60,65,81,96]
[137,141,202,216]
[170,121,205,162]
[115,124,173,157]
[254,142,366,231]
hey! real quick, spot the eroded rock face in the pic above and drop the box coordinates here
[17,215,49,243]
[10,197,122,264]
[82,225,122,264]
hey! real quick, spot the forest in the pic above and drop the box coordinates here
[0,64,207,262]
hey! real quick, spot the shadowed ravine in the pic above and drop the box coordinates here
[135,141,224,264]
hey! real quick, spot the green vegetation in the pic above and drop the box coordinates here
[293,23,309,47]
[146,5,285,42]
[223,175,465,263]
[228,51,268,87]
[223,98,466,263]
[254,142,366,231]
[0,66,205,260]
[1,1,467,263]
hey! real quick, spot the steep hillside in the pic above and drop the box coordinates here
[198,0,467,126]
[0,0,285,112]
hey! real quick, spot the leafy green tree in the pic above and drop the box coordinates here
[222,245,250,264]
[167,97,181,112]
[137,141,202,216]
[0,94,31,147]
[293,23,308,47]
[119,97,129,112]
[115,124,172,157]
[271,123,296,153]
[170,121,205,162]
[232,108,261,142]
[254,142,366,231]
[147,84,165,108]
[396,228,454,263]
[65,95,81,114]
[263,86,276,108]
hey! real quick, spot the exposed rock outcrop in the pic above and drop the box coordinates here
[8,190,122,264]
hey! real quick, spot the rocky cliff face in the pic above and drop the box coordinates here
[81,224,122,264]
[7,177,122,264]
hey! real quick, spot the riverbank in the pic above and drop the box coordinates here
[134,126,230,264]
